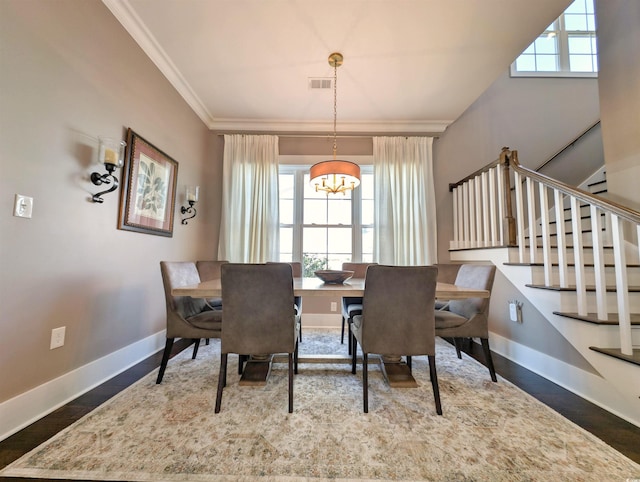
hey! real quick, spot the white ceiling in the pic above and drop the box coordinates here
[104,0,571,133]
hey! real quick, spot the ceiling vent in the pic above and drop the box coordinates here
[309,78,332,90]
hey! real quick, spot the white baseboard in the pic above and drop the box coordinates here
[488,331,640,428]
[0,331,166,442]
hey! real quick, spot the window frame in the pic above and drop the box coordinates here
[510,0,597,79]
[278,157,373,269]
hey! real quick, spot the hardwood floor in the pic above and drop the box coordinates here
[1,337,639,482]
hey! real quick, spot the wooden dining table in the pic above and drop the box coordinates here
[172,277,490,387]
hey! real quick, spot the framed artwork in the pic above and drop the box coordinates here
[118,129,179,237]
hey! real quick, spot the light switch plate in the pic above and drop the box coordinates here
[14,194,33,218]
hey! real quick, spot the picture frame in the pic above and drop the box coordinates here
[118,129,179,237]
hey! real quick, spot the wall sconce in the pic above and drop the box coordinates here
[91,137,126,203]
[181,186,199,224]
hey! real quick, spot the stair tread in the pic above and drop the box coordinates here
[504,262,640,268]
[525,284,640,292]
[553,311,640,325]
[588,347,640,367]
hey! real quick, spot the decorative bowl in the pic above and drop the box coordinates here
[314,270,355,284]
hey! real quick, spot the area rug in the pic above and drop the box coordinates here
[2,330,639,481]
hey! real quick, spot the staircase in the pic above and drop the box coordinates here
[448,148,640,427]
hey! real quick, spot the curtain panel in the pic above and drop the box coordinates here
[373,136,437,266]
[218,134,280,263]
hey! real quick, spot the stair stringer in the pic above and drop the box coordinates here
[450,247,640,428]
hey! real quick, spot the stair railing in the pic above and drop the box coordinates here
[449,147,640,356]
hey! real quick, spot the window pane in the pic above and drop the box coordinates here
[569,36,593,54]
[280,227,293,258]
[565,14,588,31]
[280,199,293,224]
[361,173,374,198]
[534,36,557,54]
[537,55,558,71]
[327,227,352,254]
[362,227,373,256]
[303,227,327,253]
[516,55,536,71]
[304,199,327,224]
[565,0,588,15]
[362,199,374,225]
[303,252,328,275]
[327,199,351,224]
[570,55,595,72]
[279,174,294,198]
[327,254,350,271]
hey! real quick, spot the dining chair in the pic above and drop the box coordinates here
[350,265,442,414]
[195,260,228,310]
[434,264,497,382]
[268,261,303,342]
[157,261,222,384]
[434,263,462,310]
[215,263,300,413]
[341,262,377,353]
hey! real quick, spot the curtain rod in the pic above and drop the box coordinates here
[216,133,439,139]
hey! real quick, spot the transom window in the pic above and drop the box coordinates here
[279,165,373,277]
[511,0,597,78]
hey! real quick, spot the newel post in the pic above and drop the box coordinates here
[500,147,517,246]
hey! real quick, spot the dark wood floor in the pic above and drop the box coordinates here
[1,337,639,482]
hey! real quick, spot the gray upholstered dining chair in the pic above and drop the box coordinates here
[350,265,442,414]
[157,261,222,384]
[196,260,228,310]
[435,264,497,382]
[341,262,377,353]
[215,263,300,413]
[268,261,303,342]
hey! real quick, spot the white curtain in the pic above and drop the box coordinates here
[218,134,279,263]
[373,136,437,265]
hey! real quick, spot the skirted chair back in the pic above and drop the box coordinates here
[157,261,222,384]
[215,263,300,413]
[434,263,497,382]
[350,264,441,414]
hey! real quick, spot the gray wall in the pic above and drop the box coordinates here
[596,0,640,211]
[0,0,221,402]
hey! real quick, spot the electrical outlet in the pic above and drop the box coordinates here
[330,302,337,312]
[13,194,33,219]
[50,326,66,349]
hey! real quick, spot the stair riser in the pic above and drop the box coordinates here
[555,291,640,313]
[512,248,640,266]
[530,265,640,286]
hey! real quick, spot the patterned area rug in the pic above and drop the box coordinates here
[2,329,639,481]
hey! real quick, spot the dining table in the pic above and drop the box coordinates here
[172,277,490,388]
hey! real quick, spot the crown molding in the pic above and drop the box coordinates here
[101,0,215,126]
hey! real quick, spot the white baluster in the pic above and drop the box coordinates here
[481,172,490,246]
[570,196,587,316]
[590,205,608,320]
[497,163,506,246]
[538,183,552,286]
[526,177,537,264]
[611,214,632,355]
[452,187,459,249]
[554,189,569,288]
[514,172,526,263]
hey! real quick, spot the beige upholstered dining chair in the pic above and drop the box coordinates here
[435,264,497,382]
[350,265,442,414]
[341,262,377,353]
[196,260,228,310]
[157,261,222,384]
[215,263,300,413]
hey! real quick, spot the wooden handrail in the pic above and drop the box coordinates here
[504,148,640,225]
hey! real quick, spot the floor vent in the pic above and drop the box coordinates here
[309,78,332,90]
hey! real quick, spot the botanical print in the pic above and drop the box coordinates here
[135,152,170,221]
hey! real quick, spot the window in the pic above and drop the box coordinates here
[279,165,373,276]
[511,0,597,77]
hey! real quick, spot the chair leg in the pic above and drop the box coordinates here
[341,316,346,344]
[406,355,412,372]
[481,338,498,382]
[363,352,369,413]
[156,338,174,384]
[294,340,299,374]
[288,352,294,413]
[351,333,357,374]
[452,338,462,359]
[428,355,443,415]
[215,353,228,413]
[192,339,201,359]
[205,338,210,345]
